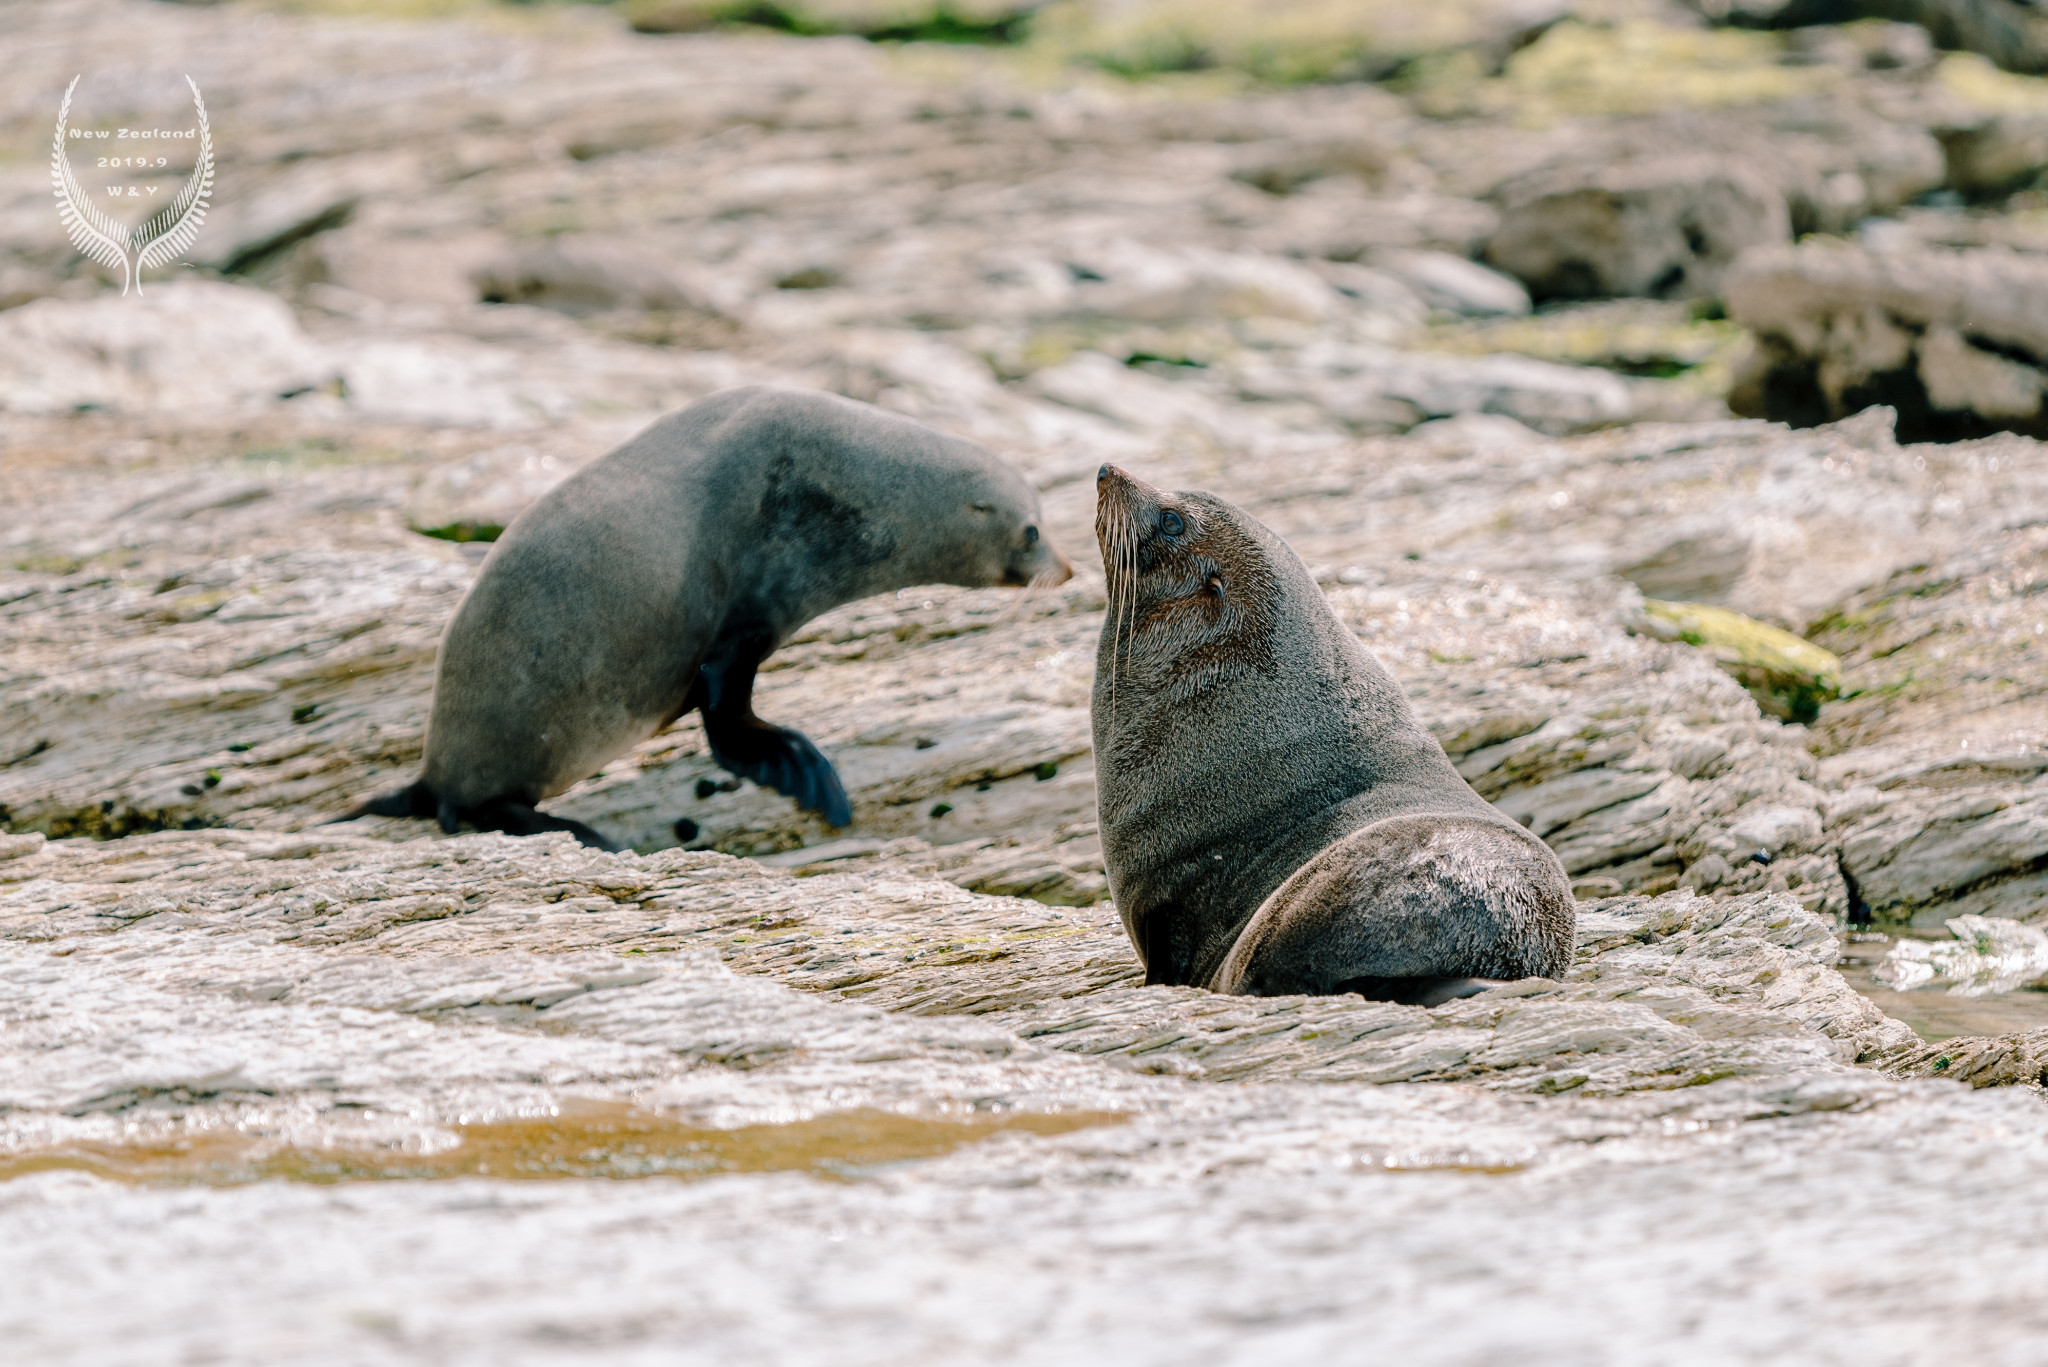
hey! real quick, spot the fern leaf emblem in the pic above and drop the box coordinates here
[50,75,214,297]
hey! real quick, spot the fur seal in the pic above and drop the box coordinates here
[1091,464,1573,1005]
[337,387,1072,850]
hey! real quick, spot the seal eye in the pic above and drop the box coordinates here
[1024,525,1040,545]
[1160,510,1184,537]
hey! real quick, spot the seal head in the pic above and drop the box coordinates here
[1092,464,1573,1001]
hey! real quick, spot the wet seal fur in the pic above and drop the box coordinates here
[337,387,1072,850]
[1093,465,1573,1005]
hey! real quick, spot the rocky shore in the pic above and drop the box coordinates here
[10,0,2048,1359]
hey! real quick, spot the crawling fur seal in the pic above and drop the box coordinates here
[337,387,1072,850]
[1092,464,1573,1005]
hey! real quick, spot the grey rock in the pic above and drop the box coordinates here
[1612,529,1754,604]
[1727,238,2048,439]
[1689,0,2048,75]
[1939,114,2048,199]
[189,154,420,275]
[1486,154,1792,301]
[1367,249,1532,317]
[1874,0,2048,75]
[1233,344,1638,434]
[0,281,333,415]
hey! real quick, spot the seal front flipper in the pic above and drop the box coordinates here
[703,712,852,828]
[698,629,852,828]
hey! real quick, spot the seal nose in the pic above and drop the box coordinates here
[1098,463,1116,483]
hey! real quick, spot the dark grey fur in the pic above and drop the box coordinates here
[336,387,1071,849]
[1091,465,1573,1003]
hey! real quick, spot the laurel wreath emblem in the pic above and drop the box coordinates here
[51,74,214,298]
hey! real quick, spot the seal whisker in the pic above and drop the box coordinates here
[1104,502,1122,738]
[1108,500,1137,742]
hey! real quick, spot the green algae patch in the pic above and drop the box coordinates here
[624,0,1033,41]
[1407,20,1835,123]
[1502,22,1831,118]
[0,1105,1124,1187]
[1936,51,2048,116]
[1420,300,1747,393]
[413,520,504,544]
[1636,599,1843,724]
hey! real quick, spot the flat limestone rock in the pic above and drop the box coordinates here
[0,827,1909,1140]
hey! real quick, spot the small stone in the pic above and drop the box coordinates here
[0,832,45,862]
[930,803,953,819]
[1682,854,1730,892]
[673,818,700,843]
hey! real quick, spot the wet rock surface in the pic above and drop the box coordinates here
[10,0,2048,1359]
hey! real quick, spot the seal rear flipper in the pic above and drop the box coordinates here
[704,714,852,828]
[326,779,436,825]
[465,797,622,852]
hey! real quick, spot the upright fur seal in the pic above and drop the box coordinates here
[1092,465,1573,1005]
[337,387,1072,850]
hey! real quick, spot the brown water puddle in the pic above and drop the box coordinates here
[0,1105,1123,1187]
[1837,934,2048,1042]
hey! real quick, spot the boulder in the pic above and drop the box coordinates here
[1881,0,2048,73]
[0,281,333,415]
[1726,238,2048,439]
[1930,54,2048,198]
[1940,115,2048,198]
[1686,0,2048,75]
[1486,154,1791,301]
[1476,103,1943,303]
